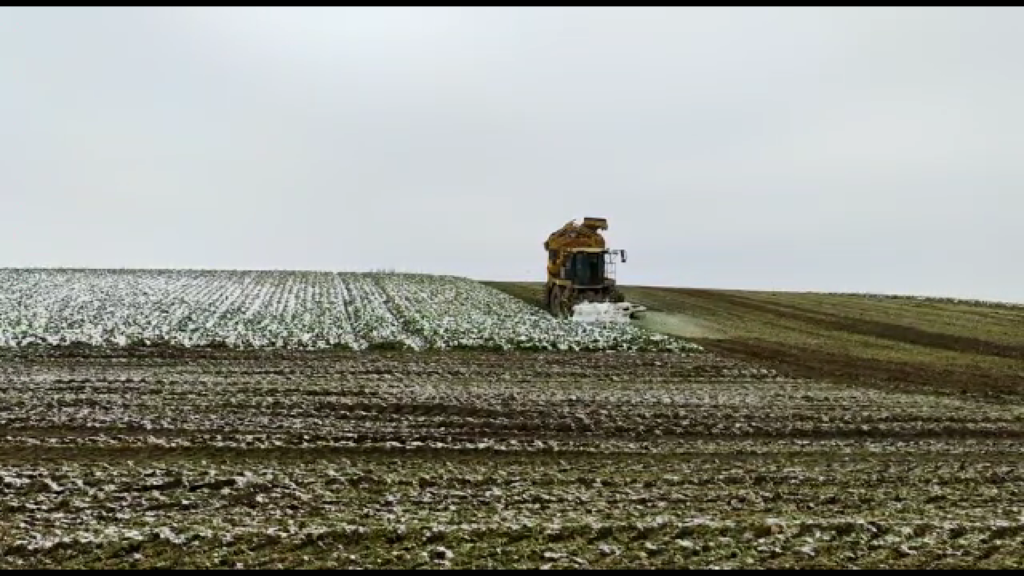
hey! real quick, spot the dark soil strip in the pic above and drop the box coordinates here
[695,337,1024,400]
[684,290,1024,360]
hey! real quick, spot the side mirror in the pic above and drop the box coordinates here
[621,250,627,263]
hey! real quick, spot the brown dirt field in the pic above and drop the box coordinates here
[1,346,1023,568]
[486,282,1024,399]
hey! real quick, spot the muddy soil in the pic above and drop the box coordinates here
[0,347,1022,568]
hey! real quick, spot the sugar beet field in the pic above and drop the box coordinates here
[1,270,1023,569]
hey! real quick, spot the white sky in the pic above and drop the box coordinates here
[1,7,1022,302]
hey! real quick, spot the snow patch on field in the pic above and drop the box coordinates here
[571,302,635,324]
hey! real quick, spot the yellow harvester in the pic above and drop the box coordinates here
[543,217,645,322]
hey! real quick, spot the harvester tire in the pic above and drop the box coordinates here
[548,286,562,318]
[560,288,576,318]
[550,286,573,319]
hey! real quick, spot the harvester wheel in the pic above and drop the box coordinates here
[549,286,573,319]
[559,288,575,318]
[548,285,562,318]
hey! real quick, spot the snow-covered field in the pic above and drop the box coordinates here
[0,269,692,352]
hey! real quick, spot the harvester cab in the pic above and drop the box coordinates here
[560,247,613,288]
[543,217,647,323]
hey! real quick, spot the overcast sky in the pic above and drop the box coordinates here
[1,7,1021,302]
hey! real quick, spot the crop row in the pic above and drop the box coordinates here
[0,352,1021,446]
[1,456,1023,569]
[821,291,1024,309]
[0,269,694,351]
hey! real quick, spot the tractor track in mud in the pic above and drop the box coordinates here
[692,337,1024,400]
[487,283,1024,400]
[1,347,1023,568]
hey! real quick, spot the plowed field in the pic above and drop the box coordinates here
[2,345,1023,569]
